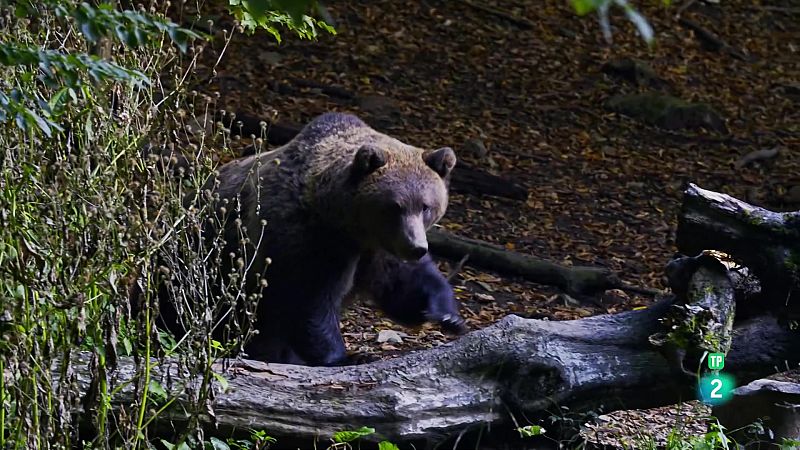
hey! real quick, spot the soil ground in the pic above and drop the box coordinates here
[184,0,799,445]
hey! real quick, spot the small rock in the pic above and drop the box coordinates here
[461,138,488,159]
[376,329,403,344]
[605,92,728,134]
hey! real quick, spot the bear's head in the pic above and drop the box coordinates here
[350,143,456,261]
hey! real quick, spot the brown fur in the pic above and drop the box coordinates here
[178,113,459,365]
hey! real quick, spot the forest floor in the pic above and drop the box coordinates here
[183,0,799,446]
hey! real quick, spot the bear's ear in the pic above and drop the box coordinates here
[423,147,456,178]
[351,144,387,181]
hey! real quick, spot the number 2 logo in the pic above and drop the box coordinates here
[710,378,723,399]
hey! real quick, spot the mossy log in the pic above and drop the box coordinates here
[677,183,800,312]
[654,254,737,375]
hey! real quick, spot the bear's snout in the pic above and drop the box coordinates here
[392,239,428,261]
[394,214,429,260]
[407,244,428,260]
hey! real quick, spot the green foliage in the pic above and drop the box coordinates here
[0,46,148,88]
[0,0,200,137]
[221,429,277,450]
[629,420,732,450]
[782,438,800,450]
[377,441,400,450]
[332,426,376,443]
[517,425,547,438]
[0,0,266,448]
[229,0,335,40]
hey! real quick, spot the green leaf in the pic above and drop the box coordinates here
[80,21,100,42]
[15,3,32,18]
[14,113,27,132]
[782,439,800,450]
[571,0,602,15]
[148,380,168,402]
[206,437,231,450]
[168,27,190,53]
[517,425,546,438]
[26,110,53,137]
[48,87,70,113]
[272,0,314,24]
[212,371,229,391]
[378,441,400,450]
[333,427,375,443]
[242,0,271,24]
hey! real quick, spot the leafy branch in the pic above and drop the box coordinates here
[229,0,335,40]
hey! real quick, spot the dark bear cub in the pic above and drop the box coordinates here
[156,112,465,366]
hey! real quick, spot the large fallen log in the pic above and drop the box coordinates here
[71,302,799,447]
[677,183,800,311]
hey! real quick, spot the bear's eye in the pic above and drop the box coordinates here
[422,203,431,213]
[389,201,405,214]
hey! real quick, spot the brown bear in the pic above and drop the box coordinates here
[176,112,463,366]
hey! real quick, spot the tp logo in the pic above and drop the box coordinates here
[698,353,735,406]
[708,353,725,370]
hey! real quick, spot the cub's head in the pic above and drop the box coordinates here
[349,143,456,261]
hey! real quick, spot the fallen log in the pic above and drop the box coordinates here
[678,17,751,62]
[448,161,528,200]
[677,183,800,311]
[428,229,659,297]
[654,253,736,376]
[68,302,800,447]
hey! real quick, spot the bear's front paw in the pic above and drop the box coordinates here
[333,352,379,366]
[438,314,467,335]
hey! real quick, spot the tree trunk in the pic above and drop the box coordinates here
[677,183,800,311]
[65,301,799,446]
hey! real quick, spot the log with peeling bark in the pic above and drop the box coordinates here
[68,302,799,447]
[654,254,737,375]
[428,229,660,297]
[677,183,800,310]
